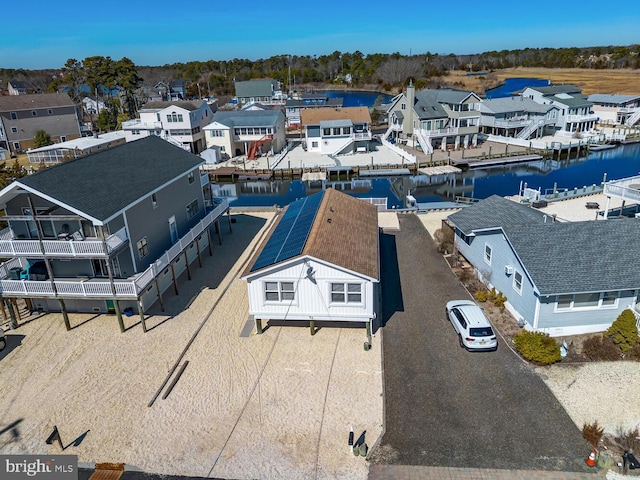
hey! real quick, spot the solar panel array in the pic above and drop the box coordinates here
[250,192,324,272]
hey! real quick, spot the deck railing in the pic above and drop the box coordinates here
[0,199,229,298]
[0,226,128,258]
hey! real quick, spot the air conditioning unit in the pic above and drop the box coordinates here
[505,265,514,275]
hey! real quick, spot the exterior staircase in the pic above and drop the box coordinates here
[627,109,640,126]
[414,129,434,154]
[517,120,541,140]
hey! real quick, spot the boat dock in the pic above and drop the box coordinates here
[461,154,544,168]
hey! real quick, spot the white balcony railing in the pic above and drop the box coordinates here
[0,200,229,298]
[565,114,599,124]
[122,119,163,130]
[0,226,128,258]
[418,127,458,137]
[603,175,640,203]
[494,119,532,128]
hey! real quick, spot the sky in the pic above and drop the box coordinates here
[3,0,640,70]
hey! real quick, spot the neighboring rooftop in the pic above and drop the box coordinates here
[588,93,640,105]
[210,109,284,128]
[480,96,554,114]
[140,100,207,111]
[0,92,75,110]
[301,106,371,125]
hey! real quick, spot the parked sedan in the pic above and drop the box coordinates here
[445,300,498,351]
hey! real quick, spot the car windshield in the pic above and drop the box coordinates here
[470,327,494,337]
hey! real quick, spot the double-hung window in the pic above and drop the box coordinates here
[484,244,492,265]
[330,283,362,304]
[264,281,295,302]
[513,271,523,294]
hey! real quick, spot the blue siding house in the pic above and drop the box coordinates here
[446,195,640,337]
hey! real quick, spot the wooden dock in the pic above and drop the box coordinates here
[462,154,544,168]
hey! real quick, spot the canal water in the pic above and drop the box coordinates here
[322,90,393,107]
[212,142,640,208]
[484,78,551,99]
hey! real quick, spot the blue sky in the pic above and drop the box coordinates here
[4,0,640,69]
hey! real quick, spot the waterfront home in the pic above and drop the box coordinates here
[0,93,82,155]
[300,106,372,155]
[234,79,284,106]
[588,93,640,126]
[446,195,640,336]
[0,136,228,330]
[8,81,28,95]
[479,96,559,140]
[285,93,343,128]
[242,188,380,336]
[386,83,481,154]
[122,100,215,154]
[522,85,597,136]
[203,110,286,159]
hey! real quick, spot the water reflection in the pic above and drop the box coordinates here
[212,142,640,208]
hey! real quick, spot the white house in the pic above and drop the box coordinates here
[479,96,559,140]
[241,188,380,338]
[121,100,214,153]
[203,110,286,159]
[521,85,597,136]
[301,106,372,155]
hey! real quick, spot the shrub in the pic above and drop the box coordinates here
[434,227,454,254]
[613,426,640,453]
[485,287,507,310]
[582,335,621,361]
[474,290,488,303]
[605,309,639,353]
[626,343,640,361]
[513,330,561,365]
[582,421,604,448]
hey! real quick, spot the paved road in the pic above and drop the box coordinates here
[369,215,592,472]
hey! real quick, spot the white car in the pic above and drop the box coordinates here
[445,300,498,351]
[0,327,5,352]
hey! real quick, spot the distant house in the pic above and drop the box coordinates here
[147,80,187,102]
[0,136,228,326]
[588,94,640,126]
[8,81,28,95]
[203,110,286,158]
[285,93,343,128]
[27,131,127,164]
[479,96,559,140]
[82,97,106,115]
[386,83,482,153]
[300,106,372,155]
[522,85,597,136]
[122,100,214,153]
[446,195,640,336]
[0,93,82,155]
[241,188,380,336]
[234,79,283,106]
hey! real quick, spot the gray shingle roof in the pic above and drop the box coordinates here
[448,195,640,295]
[447,195,549,235]
[18,136,203,223]
[141,100,205,111]
[588,93,640,105]
[480,97,553,115]
[0,93,75,111]
[412,89,478,120]
[530,85,582,96]
[235,79,278,98]
[212,110,283,128]
[506,220,640,295]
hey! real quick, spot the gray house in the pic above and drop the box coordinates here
[479,97,559,140]
[0,93,82,155]
[386,83,482,153]
[446,195,640,337]
[0,136,229,331]
[234,79,282,105]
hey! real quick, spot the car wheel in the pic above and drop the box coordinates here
[0,338,6,352]
[458,334,464,348]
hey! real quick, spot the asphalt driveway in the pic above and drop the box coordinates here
[370,214,592,472]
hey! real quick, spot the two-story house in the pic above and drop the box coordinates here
[203,110,286,159]
[386,83,482,154]
[588,93,640,127]
[121,100,215,153]
[234,79,284,106]
[522,85,597,136]
[300,106,372,155]
[285,93,343,128]
[0,136,229,331]
[8,81,28,95]
[0,93,82,155]
[479,96,559,140]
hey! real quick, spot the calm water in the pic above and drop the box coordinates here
[485,78,551,99]
[212,143,640,208]
[323,90,393,107]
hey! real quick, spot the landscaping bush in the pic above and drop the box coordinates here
[474,289,488,303]
[626,343,640,361]
[582,420,604,448]
[582,335,621,361]
[605,309,639,353]
[513,330,561,365]
[433,227,454,254]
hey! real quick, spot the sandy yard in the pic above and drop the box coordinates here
[0,211,383,480]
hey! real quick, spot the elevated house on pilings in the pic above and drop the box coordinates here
[0,136,230,332]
